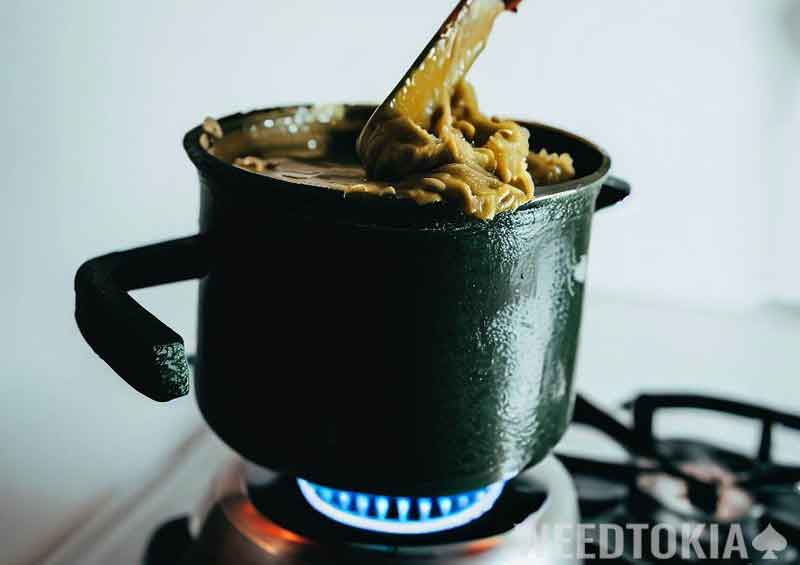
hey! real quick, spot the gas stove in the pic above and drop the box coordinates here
[136,393,800,564]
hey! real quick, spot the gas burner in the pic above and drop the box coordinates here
[145,456,580,564]
[559,393,800,564]
[296,478,506,535]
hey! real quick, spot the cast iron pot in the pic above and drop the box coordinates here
[74,105,629,496]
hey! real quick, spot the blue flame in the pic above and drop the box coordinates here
[296,478,505,535]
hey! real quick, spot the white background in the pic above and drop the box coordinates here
[2,1,799,563]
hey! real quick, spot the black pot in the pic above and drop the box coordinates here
[74,105,629,496]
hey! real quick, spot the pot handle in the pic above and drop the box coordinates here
[74,235,209,402]
[595,176,631,211]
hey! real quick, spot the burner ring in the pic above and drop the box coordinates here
[296,479,506,535]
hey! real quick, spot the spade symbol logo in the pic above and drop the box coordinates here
[753,523,788,559]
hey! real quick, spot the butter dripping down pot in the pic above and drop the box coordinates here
[74,105,629,496]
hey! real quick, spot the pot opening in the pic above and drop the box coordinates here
[188,104,610,205]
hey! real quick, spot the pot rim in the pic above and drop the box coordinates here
[183,104,611,227]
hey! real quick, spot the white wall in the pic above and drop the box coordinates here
[470,0,800,308]
[1,1,798,564]
[767,1,800,304]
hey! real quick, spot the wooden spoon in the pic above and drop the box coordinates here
[359,0,525,137]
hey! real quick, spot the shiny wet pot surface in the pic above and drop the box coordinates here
[74,105,628,497]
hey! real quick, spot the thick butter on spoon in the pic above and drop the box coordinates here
[355,0,535,220]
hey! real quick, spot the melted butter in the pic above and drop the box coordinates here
[231,148,575,194]
[355,0,536,220]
